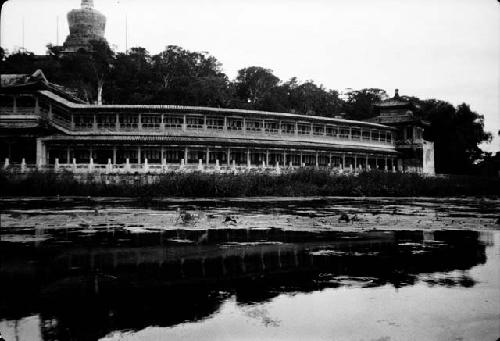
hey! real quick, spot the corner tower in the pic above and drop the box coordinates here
[63,0,107,53]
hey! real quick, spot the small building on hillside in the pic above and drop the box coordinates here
[367,89,435,174]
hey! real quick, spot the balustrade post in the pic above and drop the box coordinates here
[89,158,94,173]
[247,149,251,169]
[198,159,203,171]
[3,158,9,169]
[54,158,60,172]
[13,96,17,114]
[215,159,220,172]
[144,158,149,173]
[21,158,26,173]
[72,158,77,173]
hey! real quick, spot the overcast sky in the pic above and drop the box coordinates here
[1,0,499,152]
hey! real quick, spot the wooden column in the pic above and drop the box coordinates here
[184,147,188,164]
[12,96,17,114]
[116,113,120,131]
[206,147,210,166]
[34,97,40,114]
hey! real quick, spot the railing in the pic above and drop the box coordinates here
[2,161,398,175]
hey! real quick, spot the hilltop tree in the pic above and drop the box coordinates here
[149,45,231,106]
[343,88,388,120]
[234,66,281,110]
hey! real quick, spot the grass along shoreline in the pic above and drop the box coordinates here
[0,169,498,198]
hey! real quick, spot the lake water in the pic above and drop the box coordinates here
[0,197,499,341]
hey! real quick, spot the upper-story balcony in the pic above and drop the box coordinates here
[0,92,396,149]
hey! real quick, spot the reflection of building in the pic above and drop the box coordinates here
[63,0,107,53]
[368,89,435,174]
[0,72,434,174]
[0,228,485,340]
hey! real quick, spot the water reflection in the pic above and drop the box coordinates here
[0,227,490,341]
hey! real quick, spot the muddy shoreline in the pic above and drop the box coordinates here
[1,196,498,238]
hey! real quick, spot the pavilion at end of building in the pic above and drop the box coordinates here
[0,71,434,175]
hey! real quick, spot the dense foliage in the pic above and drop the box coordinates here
[0,44,493,174]
[1,170,498,198]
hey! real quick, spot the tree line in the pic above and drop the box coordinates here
[0,42,492,175]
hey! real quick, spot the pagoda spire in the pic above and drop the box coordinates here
[81,0,94,9]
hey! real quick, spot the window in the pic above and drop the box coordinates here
[206,116,224,130]
[227,118,243,131]
[339,128,350,139]
[405,126,413,140]
[74,114,94,129]
[264,120,279,134]
[246,120,262,132]
[186,116,204,130]
[120,114,138,130]
[362,130,371,141]
[142,115,161,130]
[351,129,361,140]
[280,121,295,134]
[142,148,161,162]
[164,115,183,129]
[297,123,311,135]
[326,125,338,137]
[372,131,380,141]
[313,124,325,136]
[97,114,116,129]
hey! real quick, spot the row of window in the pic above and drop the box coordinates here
[70,113,393,142]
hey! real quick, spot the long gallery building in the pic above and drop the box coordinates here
[0,71,434,174]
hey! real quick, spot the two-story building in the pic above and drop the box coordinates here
[0,71,433,174]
